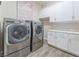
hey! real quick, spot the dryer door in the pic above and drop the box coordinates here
[7,23,29,44]
[35,25,43,40]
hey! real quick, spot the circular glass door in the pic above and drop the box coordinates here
[11,25,27,40]
[36,25,42,35]
[8,24,29,44]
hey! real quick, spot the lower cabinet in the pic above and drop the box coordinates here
[47,32,56,46]
[47,31,79,56]
[68,34,79,55]
[56,32,69,50]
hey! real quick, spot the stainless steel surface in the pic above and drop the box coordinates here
[32,41,43,52]
[31,21,43,52]
[3,18,31,57]
[5,47,30,57]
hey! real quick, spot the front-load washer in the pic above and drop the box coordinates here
[3,18,31,57]
[31,21,43,52]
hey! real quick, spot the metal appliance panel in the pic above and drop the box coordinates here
[3,18,31,57]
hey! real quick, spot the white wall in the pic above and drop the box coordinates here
[0,5,2,31]
[1,1,42,25]
[32,2,42,21]
[2,1,17,19]
[17,1,42,21]
[2,1,42,21]
[0,1,17,30]
[39,2,58,21]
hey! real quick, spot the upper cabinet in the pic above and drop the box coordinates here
[40,1,79,22]
[55,2,73,22]
[39,5,56,22]
[54,1,79,22]
[40,2,74,22]
[73,1,79,20]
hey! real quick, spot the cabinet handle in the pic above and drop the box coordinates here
[69,39,71,43]
[72,16,75,20]
[54,18,56,21]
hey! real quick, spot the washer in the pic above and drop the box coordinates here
[31,21,43,52]
[3,18,31,57]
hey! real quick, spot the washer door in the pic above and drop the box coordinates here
[35,25,43,40]
[8,23,29,44]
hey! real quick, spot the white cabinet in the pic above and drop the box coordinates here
[40,2,74,22]
[56,2,73,21]
[40,8,50,18]
[47,32,56,46]
[40,5,56,22]
[56,32,69,50]
[55,1,79,21]
[47,31,69,50]
[69,34,79,55]
[47,31,79,56]
[73,1,79,20]
[41,1,79,22]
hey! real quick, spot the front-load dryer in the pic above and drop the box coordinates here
[31,21,43,52]
[3,18,31,57]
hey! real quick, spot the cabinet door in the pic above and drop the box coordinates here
[73,1,79,20]
[56,32,68,50]
[47,32,56,46]
[68,34,79,55]
[40,5,56,22]
[40,7,50,18]
[56,2,72,21]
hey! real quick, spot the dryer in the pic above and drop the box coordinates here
[3,18,31,57]
[31,21,43,52]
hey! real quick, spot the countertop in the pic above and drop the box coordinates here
[48,30,79,35]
